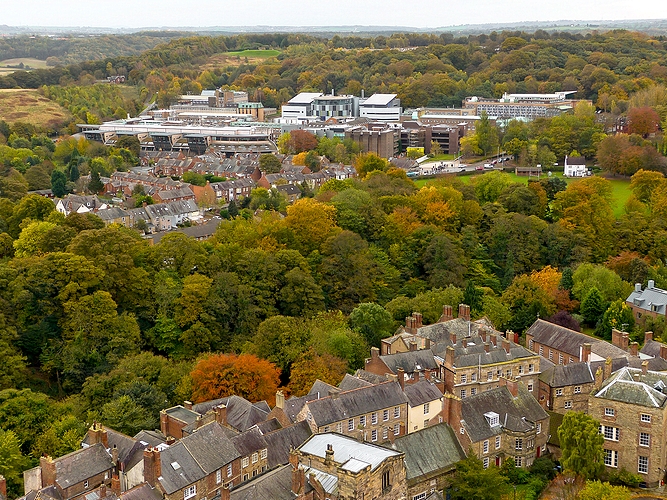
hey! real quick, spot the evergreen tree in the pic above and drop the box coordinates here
[581,287,606,326]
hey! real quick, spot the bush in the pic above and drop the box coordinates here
[607,468,642,488]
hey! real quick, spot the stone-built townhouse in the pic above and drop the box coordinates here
[297,381,409,443]
[365,346,442,390]
[403,380,445,433]
[443,379,550,469]
[589,364,667,487]
[538,361,597,413]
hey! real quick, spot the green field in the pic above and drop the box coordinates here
[224,49,281,58]
[414,171,632,217]
[0,57,49,75]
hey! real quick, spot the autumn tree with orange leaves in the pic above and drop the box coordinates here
[190,353,280,404]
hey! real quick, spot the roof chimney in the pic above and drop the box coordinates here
[397,367,405,391]
[441,305,453,322]
[0,475,6,499]
[645,331,654,344]
[661,345,667,361]
[410,340,417,352]
[604,357,613,380]
[648,280,655,289]
[325,444,334,465]
[500,377,519,397]
[450,332,457,345]
[329,388,340,399]
[502,338,511,355]
[275,390,285,410]
[445,346,455,369]
[99,484,107,498]
[635,283,642,292]
[484,342,490,353]
[371,346,380,359]
[112,444,118,466]
[580,343,591,363]
[642,361,649,374]
[629,342,639,357]
[413,312,423,329]
[143,448,161,487]
[458,304,471,322]
[40,455,56,487]
[183,401,193,410]
[221,482,231,500]
[111,474,121,496]
[215,404,228,426]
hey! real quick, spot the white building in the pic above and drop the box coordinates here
[359,93,402,122]
[564,155,588,177]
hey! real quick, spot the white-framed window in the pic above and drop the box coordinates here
[260,449,267,460]
[605,408,615,417]
[471,372,477,382]
[529,363,534,373]
[506,369,512,378]
[604,449,618,468]
[227,463,233,477]
[518,365,524,375]
[515,438,522,450]
[564,401,572,409]
[216,469,222,484]
[483,457,490,469]
[539,346,544,356]
[496,436,501,449]
[242,457,249,468]
[394,406,400,418]
[600,425,620,441]
[641,413,651,423]
[360,415,366,426]
[528,339,534,350]
[461,389,467,398]
[243,473,249,481]
[348,419,354,431]
[460,374,467,384]
[555,389,563,396]
[537,423,542,434]
[548,349,553,361]
[383,427,388,440]
[569,357,575,363]
[527,383,534,392]
[394,423,400,435]
[483,440,489,454]
[184,485,197,500]
[84,480,89,489]
[515,456,523,467]
[372,412,378,424]
[558,353,563,365]
[337,422,342,433]
[371,429,378,441]
[252,452,258,464]
[574,386,581,394]
[639,456,649,474]
[424,402,430,414]
[487,371,493,381]
[640,432,650,447]
[383,409,389,421]
[471,387,477,396]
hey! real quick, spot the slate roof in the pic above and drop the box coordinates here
[413,317,503,344]
[231,427,266,457]
[379,350,438,374]
[308,380,337,397]
[53,443,114,490]
[262,421,312,468]
[119,483,163,500]
[283,393,321,423]
[460,385,548,443]
[627,284,667,315]
[352,369,388,385]
[159,422,240,495]
[392,424,465,482]
[403,380,443,407]
[305,382,408,427]
[191,396,271,432]
[538,362,594,388]
[82,426,138,468]
[230,464,304,500]
[299,433,402,472]
[338,373,373,391]
[594,366,667,408]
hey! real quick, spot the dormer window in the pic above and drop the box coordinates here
[484,411,500,427]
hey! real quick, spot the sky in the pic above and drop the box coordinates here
[2,0,667,29]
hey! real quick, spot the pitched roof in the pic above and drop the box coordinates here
[338,374,373,391]
[298,433,402,472]
[119,483,163,500]
[392,424,465,481]
[379,350,438,374]
[262,421,312,468]
[403,380,443,407]
[460,385,548,443]
[594,366,667,408]
[305,382,408,427]
[53,443,114,489]
[627,284,667,315]
[538,362,594,387]
[230,464,302,500]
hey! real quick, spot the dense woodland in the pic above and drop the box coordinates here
[1,30,667,498]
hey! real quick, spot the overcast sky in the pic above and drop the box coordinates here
[2,0,666,28]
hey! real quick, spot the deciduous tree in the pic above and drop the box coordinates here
[558,412,604,480]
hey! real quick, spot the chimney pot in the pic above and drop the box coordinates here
[397,367,405,391]
[649,280,655,289]
[275,390,285,410]
[629,342,639,357]
[642,361,649,375]
[183,401,193,410]
[635,283,642,292]
[645,331,654,344]
[660,344,667,361]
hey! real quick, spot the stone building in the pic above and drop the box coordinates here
[538,361,596,413]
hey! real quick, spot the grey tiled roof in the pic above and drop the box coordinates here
[379,350,438,374]
[538,362,594,387]
[338,374,373,391]
[627,285,667,315]
[403,381,443,407]
[230,464,304,500]
[392,424,465,481]
[594,367,667,407]
[305,382,408,426]
[263,421,312,468]
[54,443,113,489]
[308,380,337,397]
[119,483,162,500]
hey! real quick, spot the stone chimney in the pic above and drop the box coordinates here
[479,329,487,343]
[405,316,416,334]
[112,444,118,466]
[611,329,629,351]
[645,331,654,344]
[371,346,380,359]
[111,475,121,496]
[424,338,431,350]
[502,338,511,355]
[490,334,498,346]
[580,343,591,363]
[458,304,471,322]
[604,357,613,380]
[183,401,193,410]
[441,305,454,322]
[409,340,417,352]
[500,377,518,397]
[594,366,604,389]
[444,346,455,369]
[275,390,285,410]
[484,342,490,353]
[397,368,405,391]
[40,456,56,487]
[642,360,649,374]
[660,345,667,361]
[88,422,108,448]
[143,448,161,487]
[215,404,228,426]
[450,332,457,345]
[629,342,639,357]
[324,444,334,466]
[413,312,423,329]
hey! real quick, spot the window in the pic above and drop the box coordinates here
[243,473,249,481]
[539,345,544,356]
[555,389,563,396]
[505,369,512,378]
[640,432,650,447]
[242,457,249,468]
[641,413,651,423]
[383,409,389,421]
[460,389,467,398]
[414,493,427,500]
[638,456,649,474]
[372,412,378,424]
[324,426,330,432]
[574,386,581,394]
[496,436,501,449]
[487,371,493,381]
[260,449,267,460]
[360,415,366,426]
[564,401,572,409]
[424,419,429,428]
[483,457,490,469]
[337,422,342,433]
[605,408,615,417]
[471,372,477,382]
[529,339,534,350]
[515,438,523,450]
[529,364,534,373]
[184,485,196,500]
[84,480,89,489]
[600,425,620,441]
[515,456,523,467]
[569,357,575,363]
[382,470,391,491]
[227,464,233,477]
[216,469,222,484]
[394,423,400,435]
[604,449,618,468]
[485,412,500,427]
[424,402,430,414]
[537,423,542,434]
[460,374,467,384]
[518,365,524,375]
[394,406,400,418]
[548,349,553,361]
[383,427,388,440]
[527,383,534,392]
[558,353,563,365]
[483,440,489,454]
[371,429,378,441]
[348,419,354,431]
[252,452,258,464]
[471,388,477,396]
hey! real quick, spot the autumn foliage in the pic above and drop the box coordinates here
[287,347,348,397]
[190,353,281,405]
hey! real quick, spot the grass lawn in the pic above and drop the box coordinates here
[0,57,49,75]
[224,49,281,58]
[203,50,281,69]
[0,89,71,128]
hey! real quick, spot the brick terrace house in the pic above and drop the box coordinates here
[297,381,409,443]
[589,365,667,487]
[444,379,550,469]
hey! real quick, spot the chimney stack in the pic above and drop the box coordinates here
[143,448,161,487]
[413,312,423,329]
[484,342,490,353]
[580,343,592,363]
[649,280,655,289]
[424,338,431,350]
[645,331,654,344]
[502,338,511,355]
[111,475,121,496]
[604,357,613,380]
[215,404,228,426]
[40,456,56,487]
[635,283,642,292]
[611,329,629,351]
[0,475,6,499]
[88,422,108,448]
[328,388,340,399]
[112,444,118,466]
[458,304,471,322]
[275,390,285,410]
[99,484,107,497]
[183,401,193,410]
[325,444,334,466]
[409,340,417,352]
[629,342,639,357]
[405,316,416,334]
[450,332,457,345]
[397,368,405,391]
[441,305,453,322]
[221,483,231,500]
[445,346,455,369]
[500,377,519,397]
[642,360,649,375]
